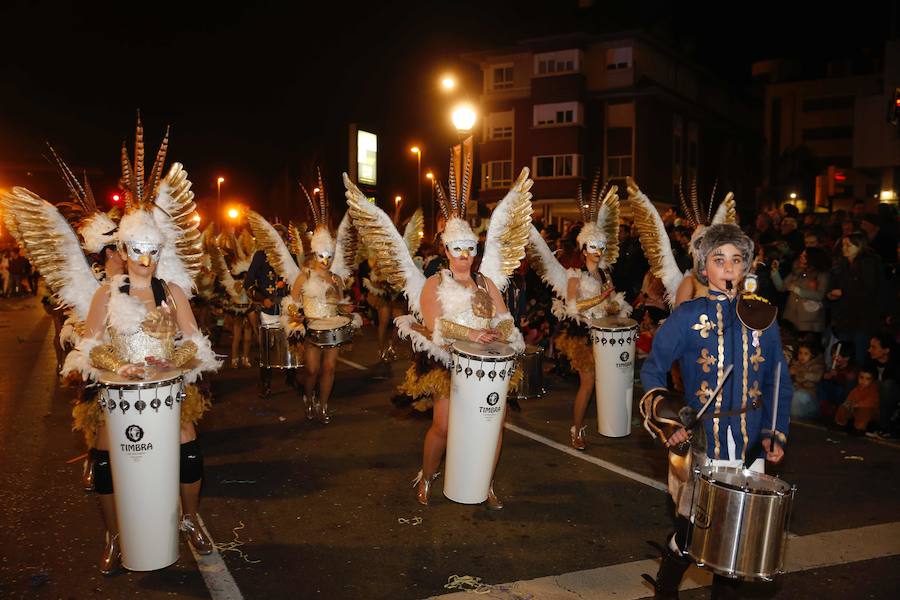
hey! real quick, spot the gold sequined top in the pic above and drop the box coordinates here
[302,269,342,320]
[109,306,177,363]
[438,270,495,331]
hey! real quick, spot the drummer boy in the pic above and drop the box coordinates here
[638,223,792,598]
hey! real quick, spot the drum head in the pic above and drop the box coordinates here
[451,340,515,359]
[307,316,351,330]
[590,316,638,331]
[699,466,792,495]
[524,344,544,356]
[98,368,183,387]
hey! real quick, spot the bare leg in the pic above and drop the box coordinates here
[318,347,339,407]
[230,318,241,367]
[241,318,252,366]
[248,311,260,344]
[422,394,449,478]
[94,423,117,534]
[377,301,390,352]
[573,369,595,430]
[304,344,322,400]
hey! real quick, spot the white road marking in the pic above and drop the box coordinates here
[504,422,668,492]
[429,521,900,599]
[338,357,368,371]
[189,514,245,600]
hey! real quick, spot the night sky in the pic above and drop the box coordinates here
[0,0,893,221]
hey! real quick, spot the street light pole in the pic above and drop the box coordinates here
[217,177,225,220]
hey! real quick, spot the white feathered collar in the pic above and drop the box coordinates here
[436,270,477,315]
[106,275,151,334]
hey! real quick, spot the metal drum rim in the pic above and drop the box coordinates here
[98,375,184,391]
[450,349,518,362]
[698,466,792,496]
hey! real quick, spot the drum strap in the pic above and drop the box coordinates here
[700,399,761,421]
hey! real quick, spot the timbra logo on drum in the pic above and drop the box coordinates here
[619,351,630,363]
[122,425,153,452]
[480,392,503,414]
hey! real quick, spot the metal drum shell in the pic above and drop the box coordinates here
[510,344,545,400]
[689,466,795,581]
[258,325,303,368]
[305,317,354,348]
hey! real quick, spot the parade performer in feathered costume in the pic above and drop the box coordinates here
[3,117,221,574]
[362,208,424,363]
[210,228,255,368]
[247,169,361,423]
[526,173,631,450]
[627,177,738,308]
[343,149,533,509]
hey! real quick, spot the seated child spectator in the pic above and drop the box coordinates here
[816,343,858,420]
[835,366,879,434]
[789,339,825,419]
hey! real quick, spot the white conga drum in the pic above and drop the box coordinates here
[590,316,638,437]
[444,341,518,504]
[99,370,184,571]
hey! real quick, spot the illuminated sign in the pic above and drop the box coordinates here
[357,130,377,185]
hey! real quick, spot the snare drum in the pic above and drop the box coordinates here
[98,370,184,571]
[510,344,545,400]
[259,324,303,368]
[444,341,518,504]
[590,316,638,437]
[689,466,795,581]
[305,315,354,348]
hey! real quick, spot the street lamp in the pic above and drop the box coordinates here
[440,75,457,91]
[410,146,422,209]
[227,207,239,220]
[789,192,797,199]
[217,177,225,219]
[451,104,477,135]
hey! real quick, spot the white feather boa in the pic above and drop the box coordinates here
[61,335,103,381]
[180,332,222,384]
[395,314,451,366]
[551,270,632,325]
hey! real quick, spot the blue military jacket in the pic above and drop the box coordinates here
[245,250,291,316]
[640,293,792,462]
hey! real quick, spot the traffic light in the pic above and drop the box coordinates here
[826,165,848,196]
[111,193,121,203]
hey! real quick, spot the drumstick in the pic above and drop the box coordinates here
[769,362,781,448]
[691,364,734,423]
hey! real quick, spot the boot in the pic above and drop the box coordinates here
[317,397,330,424]
[647,543,692,599]
[302,392,316,421]
[99,531,121,575]
[412,470,440,506]
[181,514,213,555]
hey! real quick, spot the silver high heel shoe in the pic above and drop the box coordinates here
[412,470,440,506]
[99,531,121,575]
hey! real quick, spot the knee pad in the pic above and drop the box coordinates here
[93,449,114,495]
[180,440,204,484]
